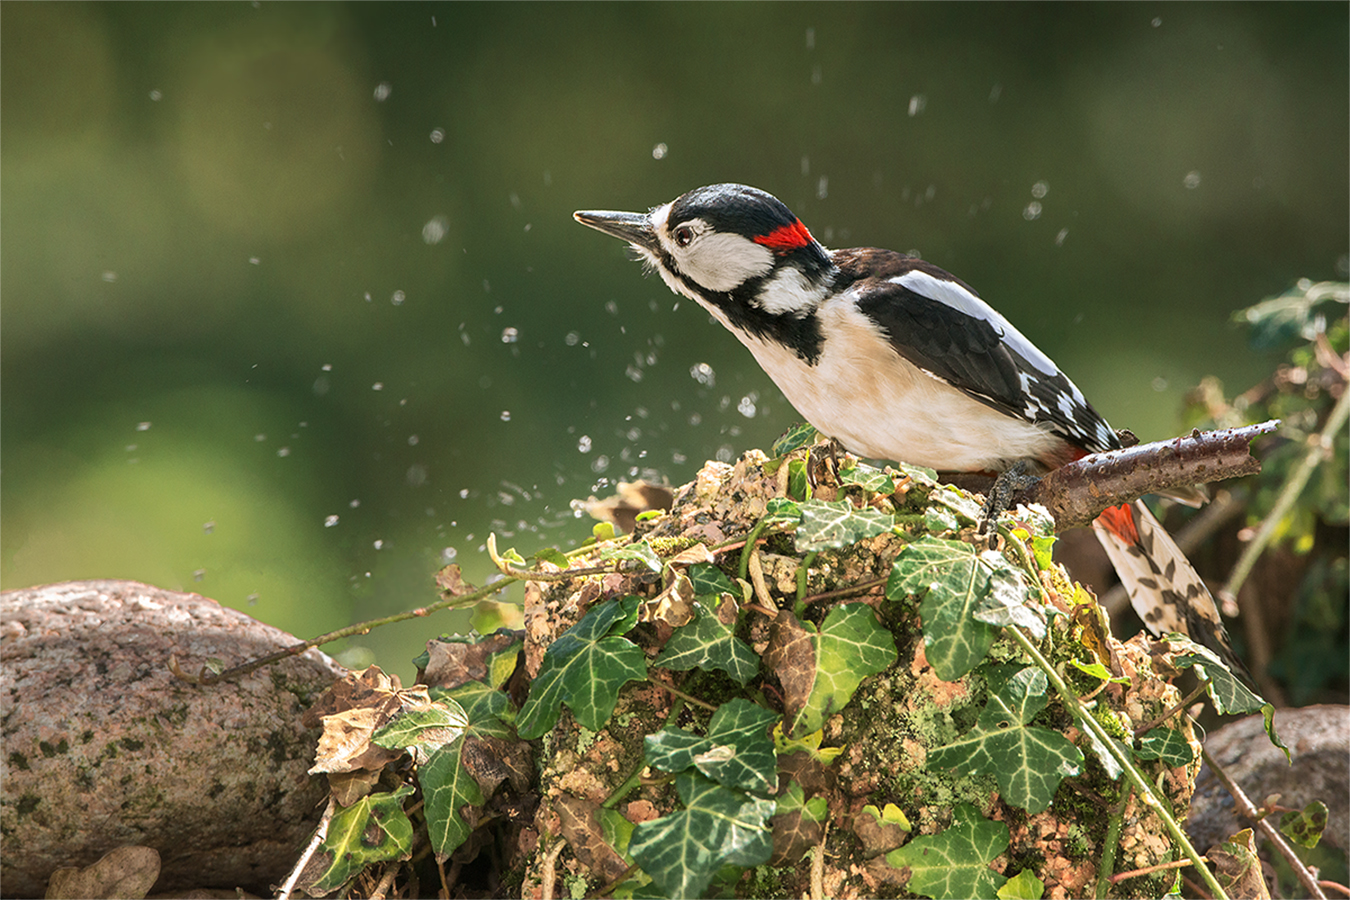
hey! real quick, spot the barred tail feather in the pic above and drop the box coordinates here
[1092,500,1248,678]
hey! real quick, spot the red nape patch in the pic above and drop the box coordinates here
[753,218,814,252]
[1095,503,1139,545]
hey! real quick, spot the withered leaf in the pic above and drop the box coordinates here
[764,612,816,729]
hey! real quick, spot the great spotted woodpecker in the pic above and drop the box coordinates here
[575,183,1241,671]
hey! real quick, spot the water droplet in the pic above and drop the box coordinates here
[430,127,445,144]
[1023,202,1043,221]
[1031,180,1049,199]
[373,539,384,550]
[324,514,340,527]
[565,331,581,346]
[373,82,392,102]
[391,290,406,306]
[149,89,163,101]
[1184,171,1201,189]
[652,142,668,160]
[1152,377,1169,392]
[372,382,384,391]
[136,422,152,432]
[277,447,290,457]
[591,455,610,473]
[423,215,448,244]
[349,499,361,508]
[908,94,927,117]
[407,464,428,486]
[441,547,458,562]
[1151,16,1162,27]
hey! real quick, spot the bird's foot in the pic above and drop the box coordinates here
[978,461,1041,547]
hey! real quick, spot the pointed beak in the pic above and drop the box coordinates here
[573,209,659,254]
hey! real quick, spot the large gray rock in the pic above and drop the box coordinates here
[1,580,344,898]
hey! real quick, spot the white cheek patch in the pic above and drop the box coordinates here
[893,270,1061,376]
[755,265,828,317]
[674,232,774,294]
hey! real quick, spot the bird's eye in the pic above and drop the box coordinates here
[673,225,694,247]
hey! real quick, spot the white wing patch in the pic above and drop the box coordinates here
[892,270,1063,376]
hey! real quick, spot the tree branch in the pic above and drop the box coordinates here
[949,421,1278,531]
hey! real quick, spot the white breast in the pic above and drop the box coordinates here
[730,293,1062,472]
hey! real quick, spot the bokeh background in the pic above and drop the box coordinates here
[3,3,1347,682]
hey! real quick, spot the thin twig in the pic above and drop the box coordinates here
[540,838,567,900]
[1110,856,1195,884]
[811,819,830,900]
[1200,747,1327,900]
[1223,389,1349,601]
[173,576,514,684]
[278,796,336,899]
[800,575,886,605]
[586,864,642,899]
[368,861,399,900]
[1134,680,1210,739]
[650,677,717,711]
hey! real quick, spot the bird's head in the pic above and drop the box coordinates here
[574,184,833,318]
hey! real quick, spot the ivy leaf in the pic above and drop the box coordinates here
[534,546,570,568]
[1135,727,1194,766]
[629,771,774,900]
[687,562,735,596]
[372,699,469,755]
[839,463,895,493]
[311,785,415,893]
[927,667,1083,814]
[654,602,759,686]
[1069,659,1129,685]
[972,554,1045,640]
[422,740,486,860]
[419,681,522,859]
[1279,800,1328,849]
[771,422,821,457]
[517,597,647,739]
[930,486,985,523]
[887,537,1002,681]
[997,868,1046,900]
[787,458,813,501]
[885,802,1009,900]
[644,698,780,794]
[598,540,663,572]
[767,604,897,737]
[1169,636,1288,760]
[434,681,516,734]
[896,462,939,487]
[796,498,895,551]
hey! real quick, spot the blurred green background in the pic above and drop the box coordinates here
[3,3,1346,682]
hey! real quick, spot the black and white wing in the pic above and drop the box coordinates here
[834,249,1119,455]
